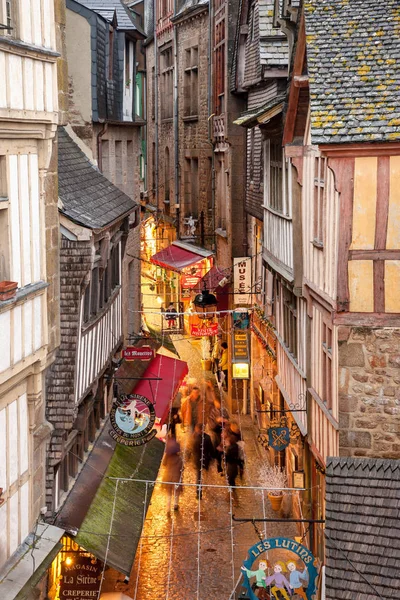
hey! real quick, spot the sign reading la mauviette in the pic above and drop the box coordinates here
[60,556,101,599]
[109,393,157,447]
[122,346,154,361]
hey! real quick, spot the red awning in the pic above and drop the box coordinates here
[131,354,188,424]
[199,266,228,290]
[150,242,213,272]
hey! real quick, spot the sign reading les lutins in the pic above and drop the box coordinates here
[60,556,101,599]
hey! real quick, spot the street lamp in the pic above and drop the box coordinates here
[193,285,217,321]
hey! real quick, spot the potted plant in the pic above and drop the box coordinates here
[0,281,18,301]
[265,465,288,511]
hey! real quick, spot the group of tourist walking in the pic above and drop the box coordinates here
[162,378,245,513]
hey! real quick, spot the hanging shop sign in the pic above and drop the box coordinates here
[181,287,193,301]
[181,261,203,288]
[233,331,249,361]
[122,346,154,361]
[233,257,252,305]
[109,393,157,447]
[293,470,305,489]
[268,426,290,451]
[190,322,219,337]
[60,555,102,599]
[241,537,319,600]
[233,308,250,330]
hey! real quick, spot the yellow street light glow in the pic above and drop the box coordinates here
[65,556,73,566]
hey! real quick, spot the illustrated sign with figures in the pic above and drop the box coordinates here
[268,426,290,452]
[241,537,319,600]
[181,261,203,288]
[109,393,157,446]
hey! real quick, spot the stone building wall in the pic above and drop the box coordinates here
[176,8,213,246]
[338,326,400,459]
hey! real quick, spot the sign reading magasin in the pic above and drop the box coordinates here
[60,556,101,599]
[109,393,157,447]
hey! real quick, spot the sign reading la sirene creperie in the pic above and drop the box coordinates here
[109,393,157,447]
[59,556,101,599]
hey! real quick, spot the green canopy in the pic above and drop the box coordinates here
[75,439,164,576]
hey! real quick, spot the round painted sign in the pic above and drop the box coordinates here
[109,393,156,447]
[241,537,319,600]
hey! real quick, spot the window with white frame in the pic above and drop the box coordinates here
[313,155,327,247]
[322,322,333,409]
[0,157,10,282]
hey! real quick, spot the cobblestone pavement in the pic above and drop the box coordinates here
[102,336,297,600]
[102,287,299,599]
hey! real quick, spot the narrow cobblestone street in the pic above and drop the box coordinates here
[102,333,298,599]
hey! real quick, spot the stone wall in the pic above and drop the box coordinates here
[338,326,400,459]
[176,8,213,247]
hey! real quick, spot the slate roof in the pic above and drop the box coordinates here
[234,92,286,127]
[174,0,208,19]
[304,0,400,144]
[325,457,400,599]
[58,127,136,230]
[75,0,144,32]
[259,0,288,69]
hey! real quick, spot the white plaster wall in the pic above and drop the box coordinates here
[66,9,93,125]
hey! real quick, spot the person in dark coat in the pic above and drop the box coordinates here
[162,436,184,513]
[208,399,229,475]
[225,433,240,489]
[191,423,214,499]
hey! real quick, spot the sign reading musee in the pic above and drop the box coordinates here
[233,257,252,305]
[122,346,154,361]
[60,556,101,599]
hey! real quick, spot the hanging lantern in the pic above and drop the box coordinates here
[193,286,218,321]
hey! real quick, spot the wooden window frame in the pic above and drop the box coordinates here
[183,46,199,119]
[313,155,326,248]
[322,322,333,410]
[282,286,297,359]
[214,16,225,115]
[160,46,173,120]
[0,0,16,37]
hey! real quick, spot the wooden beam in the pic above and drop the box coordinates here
[329,158,355,312]
[294,75,309,88]
[319,142,400,158]
[349,249,400,260]
[373,260,385,313]
[375,156,390,249]
[334,312,400,327]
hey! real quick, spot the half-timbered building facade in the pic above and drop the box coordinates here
[46,127,137,512]
[283,0,400,557]
[0,1,66,594]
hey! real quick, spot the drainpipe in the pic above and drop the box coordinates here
[173,0,179,239]
[154,0,159,208]
[207,0,216,250]
[97,122,108,172]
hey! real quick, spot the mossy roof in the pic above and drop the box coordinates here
[75,438,164,576]
[304,0,400,144]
